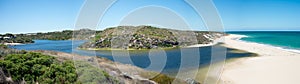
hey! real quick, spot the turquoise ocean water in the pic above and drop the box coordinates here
[228,31,300,53]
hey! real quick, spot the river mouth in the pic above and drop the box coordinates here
[9,40,255,83]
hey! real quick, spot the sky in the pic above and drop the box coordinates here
[1,0,300,34]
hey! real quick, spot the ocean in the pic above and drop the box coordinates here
[228,31,300,53]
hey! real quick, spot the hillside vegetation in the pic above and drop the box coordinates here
[0,29,96,45]
[16,29,97,40]
[80,26,224,50]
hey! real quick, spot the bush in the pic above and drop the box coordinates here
[150,74,175,84]
[74,61,119,84]
[0,44,8,49]
[0,52,78,83]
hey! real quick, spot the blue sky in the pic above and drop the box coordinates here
[0,0,300,34]
[214,0,300,31]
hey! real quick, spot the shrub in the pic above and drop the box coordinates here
[0,52,78,83]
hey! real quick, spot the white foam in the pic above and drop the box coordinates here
[277,47,300,54]
[232,34,300,54]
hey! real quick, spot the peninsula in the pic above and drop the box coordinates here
[79,26,225,50]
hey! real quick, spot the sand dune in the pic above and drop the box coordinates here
[220,34,300,84]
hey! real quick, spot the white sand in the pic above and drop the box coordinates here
[4,43,24,45]
[220,34,300,84]
[187,43,215,48]
[187,37,224,48]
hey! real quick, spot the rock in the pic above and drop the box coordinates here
[121,73,133,80]
[185,78,201,84]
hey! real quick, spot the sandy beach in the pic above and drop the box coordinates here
[187,37,224,48]
[3,43,24,46]
[220,34,300,84]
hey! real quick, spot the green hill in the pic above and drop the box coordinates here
[16,29,97,40]
[79,26,224,50]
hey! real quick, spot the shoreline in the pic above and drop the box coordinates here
[228,34,300,54]
[186,37,224,48]
[220,34,300,84]
[78,47,179,51]
[79,37,225,51]
[222,34,299,56]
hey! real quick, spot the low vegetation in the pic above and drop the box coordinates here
[16,30,74,40]
[0,44,26,57]
[150,74,176,84]
[0,52,78,83]
[14,29,98,41]
[0,44,8,49]
[74,61,119,83]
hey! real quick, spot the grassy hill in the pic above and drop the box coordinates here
[16,29,98,40]
[79,26,225,50]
